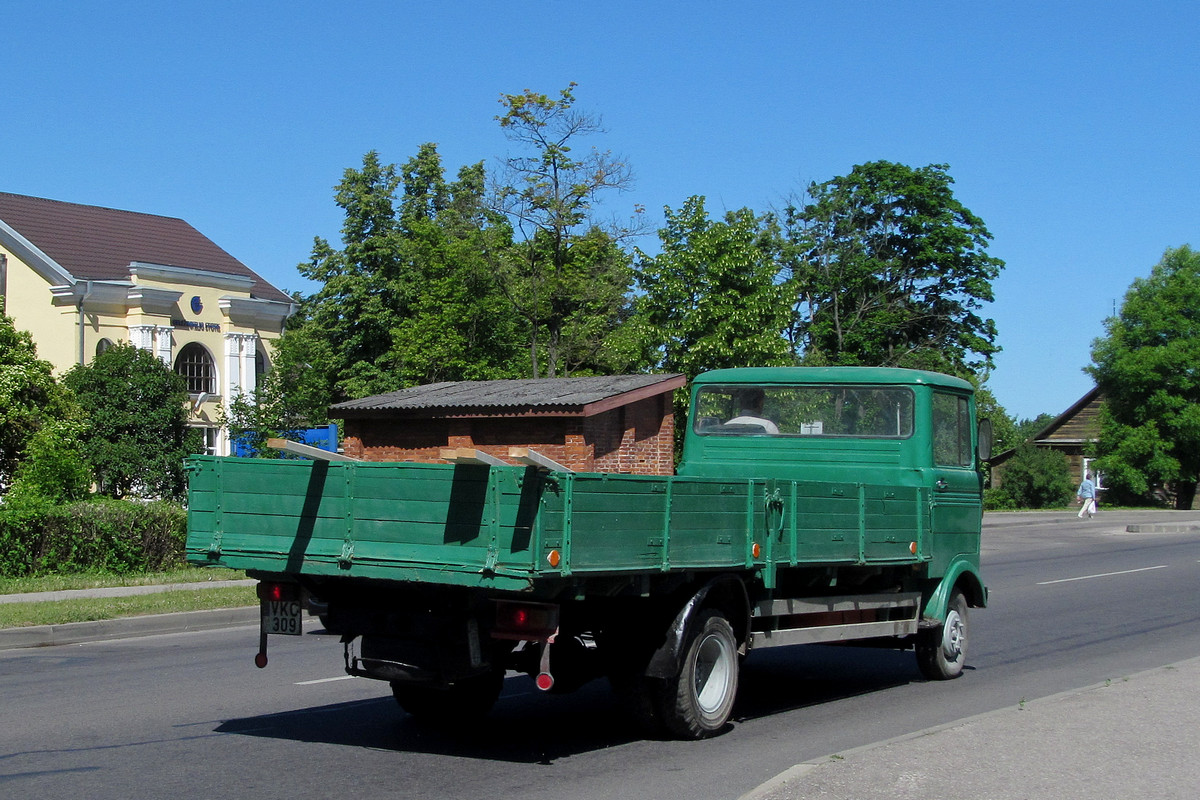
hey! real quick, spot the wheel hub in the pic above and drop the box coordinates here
[694,633,734,713]
[942,609,965,660]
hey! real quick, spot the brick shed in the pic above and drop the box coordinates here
[329,373,686,475]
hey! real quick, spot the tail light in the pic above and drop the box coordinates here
[256,581,300,602]
[492,600,559,641]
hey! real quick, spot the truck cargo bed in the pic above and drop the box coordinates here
[186,455,931,593]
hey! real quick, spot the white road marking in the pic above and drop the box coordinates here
[1037,565,1168,585]
[295,675,358,685]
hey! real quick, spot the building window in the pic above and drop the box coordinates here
[254,348,268,393]
[198,427,219,456]
[175,342,216,395]
[95,338,114,359]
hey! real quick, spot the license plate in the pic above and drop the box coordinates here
[262,600,303,636]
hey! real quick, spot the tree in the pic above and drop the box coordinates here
[387,146,525,384]
[783,161,1002,375]
[990,443,1074,509]
[286,146,526,419]
[492,83,642,377]
[296,151,407,402]
[0,305,72,492]
[972,382,1020,456]
[1087,245,1200,509]
[1016,413,1057,442]
[63,344,201,500]
[6,418,92,504]
[635,196,793,379]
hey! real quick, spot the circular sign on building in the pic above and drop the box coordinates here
[191,295,203,314]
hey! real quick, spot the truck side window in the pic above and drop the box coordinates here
[933,392,972,467]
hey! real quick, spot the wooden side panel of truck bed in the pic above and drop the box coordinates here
[186,456,929,591]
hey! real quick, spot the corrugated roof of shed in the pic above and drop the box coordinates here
[331,373,685,417]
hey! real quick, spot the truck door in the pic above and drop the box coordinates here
[930,392,982,540]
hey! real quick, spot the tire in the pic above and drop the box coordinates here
[659,609,739,739]
[917,589,969,680]
[390,669,504,723]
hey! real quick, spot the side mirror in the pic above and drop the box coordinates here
[977,418,994,462]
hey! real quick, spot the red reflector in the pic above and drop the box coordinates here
[492,600,559,641]
[256,581,299,602]
[535,672,555,691]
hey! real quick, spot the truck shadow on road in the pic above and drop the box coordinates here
[214,645,926,762]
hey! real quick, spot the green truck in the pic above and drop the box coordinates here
[186,366,990,739]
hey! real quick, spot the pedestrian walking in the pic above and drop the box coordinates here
[1077,472,1098,519]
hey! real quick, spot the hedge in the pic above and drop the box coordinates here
[0,497,187,577]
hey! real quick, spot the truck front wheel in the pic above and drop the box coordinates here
[917,589,969,680]
[660,609,739,738]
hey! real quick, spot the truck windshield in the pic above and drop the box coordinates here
[694,385,914,439]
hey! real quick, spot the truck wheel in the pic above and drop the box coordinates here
[390,669,504,722]
[917,589,969,680]
[660,609,739,739]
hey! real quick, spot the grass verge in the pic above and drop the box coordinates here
[0,586,257,628]
[0,567,256,629]
[0,567,246,595]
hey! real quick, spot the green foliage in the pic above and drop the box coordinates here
[388,149,526,383]
[783,161,1002,374]
[0,307,72,490]
[63,343,201,500]
[972,382,1021,456]
[1016,413,1057,441]
[493,83,644,377]
[6,418,92,504]
[285,146,526,419]
[989,443,1074,509]
[296,151,407,401]
[982,487,1016,510]
[1088,245,1200,509]
[0,497,187,577]
[635,196,794,378]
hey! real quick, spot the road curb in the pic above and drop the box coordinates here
[0,607,259,650]
[737,657,1200,800]
[1124,524,1200,533]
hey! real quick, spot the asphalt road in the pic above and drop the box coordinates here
[2,511,1198,800]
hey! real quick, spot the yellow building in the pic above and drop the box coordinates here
[0,191,294,455]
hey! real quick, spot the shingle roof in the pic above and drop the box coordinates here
[0,192,291,303]
[331,373,686,418]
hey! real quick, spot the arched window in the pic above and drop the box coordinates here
[95,338,114,358]
[175,342,216,395]
[254,348,269,393]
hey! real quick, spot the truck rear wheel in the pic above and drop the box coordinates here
[390,669,504,723]
[660,609,739,739]
[917,589,969,680]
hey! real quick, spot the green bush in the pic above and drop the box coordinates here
[991,443,1075,510]
[0,497,187,577]
[982,487,1017,510]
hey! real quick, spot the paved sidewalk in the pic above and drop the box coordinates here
[744,657,1200,800]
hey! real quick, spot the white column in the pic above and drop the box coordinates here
[155,326,174,366]
[128,325,155,351]
[224,333,244,399]
[241,335,258,399]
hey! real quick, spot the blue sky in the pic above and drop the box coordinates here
[6,1,1198,420]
